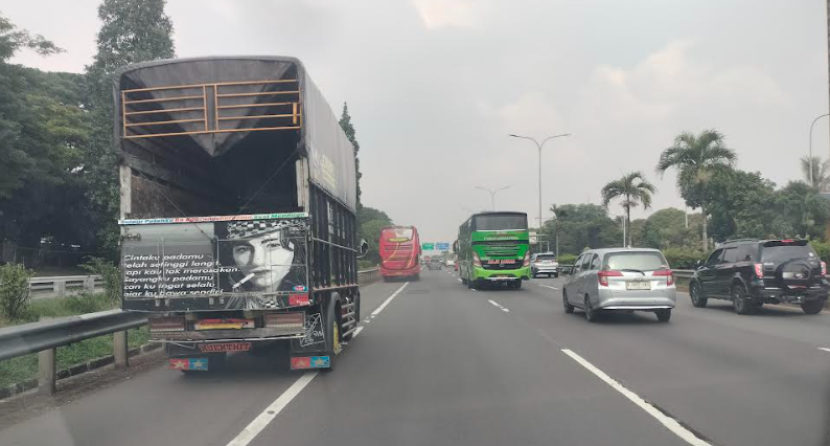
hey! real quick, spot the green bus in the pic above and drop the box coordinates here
[455,212,531,289]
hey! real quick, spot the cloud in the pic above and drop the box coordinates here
[412,0,486,29]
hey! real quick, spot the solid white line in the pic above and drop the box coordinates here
[561,349,711,446]
[225,372,319,446]
[371,282,409,316]
[538,284,559,290]
[457,278,462,283]
[818,347,830,353]
[353,326,364,338]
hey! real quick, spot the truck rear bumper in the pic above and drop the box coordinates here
[153,328,304,343]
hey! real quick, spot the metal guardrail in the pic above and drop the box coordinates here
[29,275,104,299]
[1,268,382,396]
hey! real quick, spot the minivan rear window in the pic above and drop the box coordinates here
[535,255,556,261]
[762,245,817,264]
[603,251,668,271]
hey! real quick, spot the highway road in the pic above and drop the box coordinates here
[1,269,829,446]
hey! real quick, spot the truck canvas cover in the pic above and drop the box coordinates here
[114,56,356,211]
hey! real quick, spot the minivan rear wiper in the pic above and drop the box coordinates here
[619,268,645,274]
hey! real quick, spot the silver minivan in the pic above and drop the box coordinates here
[562,248,676,322]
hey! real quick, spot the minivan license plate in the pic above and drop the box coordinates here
[626,281,651,290]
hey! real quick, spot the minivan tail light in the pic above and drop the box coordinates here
[653,269,674,286]
[523,252,531,267]
[754,263,764,279]
[598,269,623,287]
[822,261,827,277]
[472,252,482,268]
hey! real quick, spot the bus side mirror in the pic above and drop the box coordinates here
[357,239,370,258]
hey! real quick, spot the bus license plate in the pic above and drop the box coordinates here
[626,281,651,290]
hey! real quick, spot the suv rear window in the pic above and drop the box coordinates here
[762,244,817,264]
[603,251,668,271]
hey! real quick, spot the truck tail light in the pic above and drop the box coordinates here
[523,252,531,267]
[822,261,827,277]
[754,263,764,279]
[472,252,482,268]
[264,312,304,330]
[149,316,185,333]
[598,270,623,287]
[653,269,674,286]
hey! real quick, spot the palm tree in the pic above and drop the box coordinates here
[601,171,656,247]
[800,156,830,191]
[656,130,736,251]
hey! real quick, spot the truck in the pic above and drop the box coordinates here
[456,212,531,289]
[116,56,365,372]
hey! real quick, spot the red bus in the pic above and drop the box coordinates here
[380,226,421,280]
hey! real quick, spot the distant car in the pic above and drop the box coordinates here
[427,258,443,270]
[689,239,829,315]
[531,253,559,278]
[562,248,676,322]
[446,259,456,268]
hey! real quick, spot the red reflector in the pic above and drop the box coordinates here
[598,270,623,287]
[754,263,764,279]
[822,261,827,277]
[781,239,794,243]
[149,316,185,332]
[291,357,311,370]
[652,269,674,286]
[288,294,310,307]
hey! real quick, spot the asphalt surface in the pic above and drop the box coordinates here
[1,269,829,446]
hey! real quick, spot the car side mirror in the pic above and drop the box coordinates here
[357,239,370,258]
[695,260,704,269]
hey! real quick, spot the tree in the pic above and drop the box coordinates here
[706,169,779,242]
[542,204,621,255]
[0,13,62,61]
[81,0,175,255]
[640,208,701,249]
[800,156,830,191]
[339,103,362,208]
[776,181,830,239]
[600,171,656,247]
[357,206,393,264]
[656,129,737,251]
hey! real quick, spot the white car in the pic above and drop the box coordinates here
[445,259,456,268]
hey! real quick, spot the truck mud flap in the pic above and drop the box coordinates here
[290,312,326,354]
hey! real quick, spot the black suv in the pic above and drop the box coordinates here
[689,239,829,315]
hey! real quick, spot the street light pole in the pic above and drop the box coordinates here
[509,133,571,231]
[475,185,510,210]
[809,113,830,189]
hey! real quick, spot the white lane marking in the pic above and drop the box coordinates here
[561,349,711,446]
[457,278,462,283]
[225,372,318,446]
[371,282,409,317]
[353,326,364,338]
[818,347,830,353]
[538,284,559,290]
[487,299,510,313]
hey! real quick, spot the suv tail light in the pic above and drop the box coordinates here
[822,261,827,277]
[754,263,764,279]
[523,252,531,267]
[598,269,623,287]
[653,269,674,286]
[472,252,482,268]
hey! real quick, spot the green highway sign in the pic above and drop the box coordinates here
[422,243,435,250]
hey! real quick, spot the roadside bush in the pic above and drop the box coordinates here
[557,253,578,265]
[81,257,121,304]
[810,241,830,264]
[663,247,706,269]
[0,263,34,320]
[63,293,112,314]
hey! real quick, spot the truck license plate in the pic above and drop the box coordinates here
[626,281,651,290]
[198,342,251,353]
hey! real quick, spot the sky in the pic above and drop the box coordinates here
[5,0,830,244]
